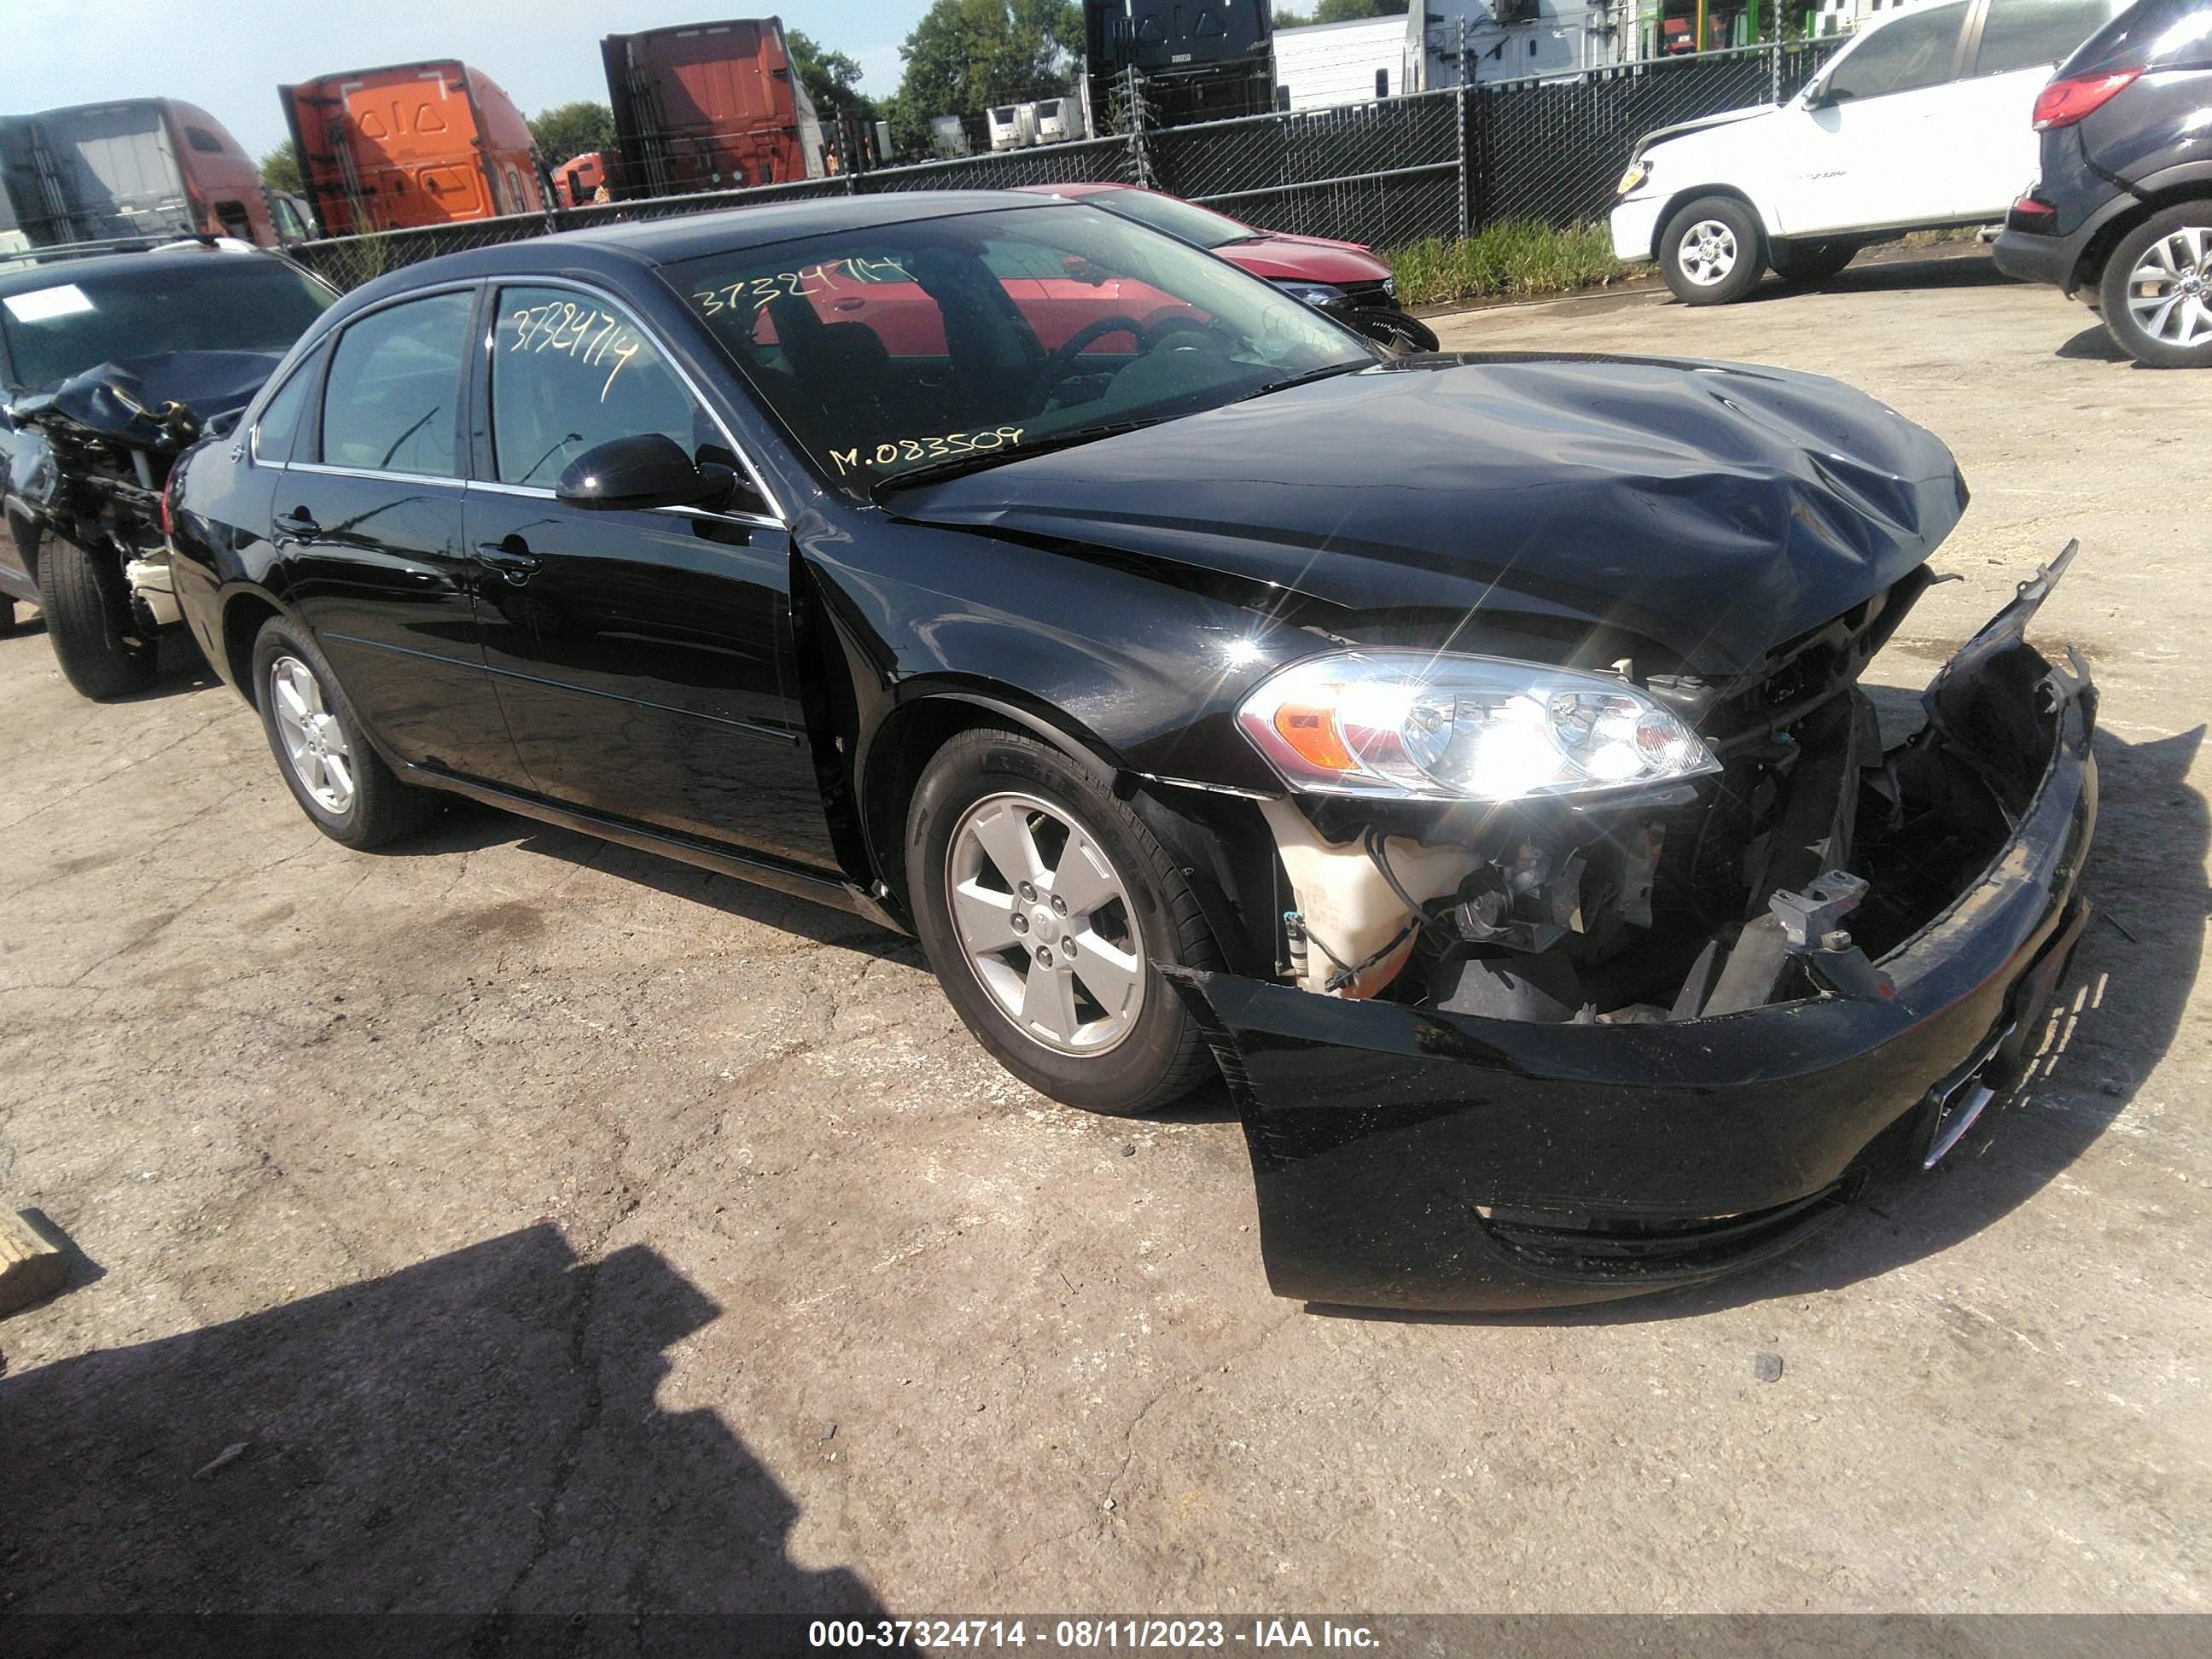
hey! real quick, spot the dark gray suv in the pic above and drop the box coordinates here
[1995,0,2212,364]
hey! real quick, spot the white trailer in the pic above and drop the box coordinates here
[1272,16,1416,112]
[987,105,1027,151]
[1032,96,1076,143]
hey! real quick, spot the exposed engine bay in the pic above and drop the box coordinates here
[1256,552,2075,1027]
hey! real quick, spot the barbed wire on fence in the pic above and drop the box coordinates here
[288,40,1848,294]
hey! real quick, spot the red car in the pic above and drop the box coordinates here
[1015,182,1439,352]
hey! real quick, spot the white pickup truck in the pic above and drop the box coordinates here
[1610,0,2123,304]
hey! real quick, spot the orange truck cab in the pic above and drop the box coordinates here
[551,151,609,208]
[0,99,275,248]
[281,61,545,236]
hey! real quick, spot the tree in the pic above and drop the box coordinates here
[789,28,876,121]
[886,0,1085,154]
[528,102,615,167]
[259,141,300,196]
[1273,9,1315,26]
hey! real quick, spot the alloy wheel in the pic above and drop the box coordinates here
[944,790,1146,1057]
[1679,219,1739,287]
[2125,225,2212,348]
[269,655,356,814]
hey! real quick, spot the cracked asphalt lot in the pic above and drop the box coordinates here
[2,249,2208,1621]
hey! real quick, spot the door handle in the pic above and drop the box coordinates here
[272,507,319,541]
[474,538,542,579]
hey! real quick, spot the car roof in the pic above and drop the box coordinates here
[345,190,1070,306]
[0,240,288,299]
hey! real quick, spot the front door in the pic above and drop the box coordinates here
[1772,0,1973,237]
[465,282,836,870]
[279,285,528,786]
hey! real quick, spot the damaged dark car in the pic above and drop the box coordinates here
[163,193,2097,1311]
[0,239,335,697]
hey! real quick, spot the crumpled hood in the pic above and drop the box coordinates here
[892,354,1967,676]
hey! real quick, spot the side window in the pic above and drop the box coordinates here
[1975,0,2116,76]
[251,355,317,466]
[489,285,721,487]
[1823,3,1970,100]
[319,292,470,476]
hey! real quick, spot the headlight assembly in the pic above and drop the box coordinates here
[1273,279,1348,309]
[1236,650,1720,802]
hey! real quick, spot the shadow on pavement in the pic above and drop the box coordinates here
[2,1225,890,1647]
[2057,323,2133,362]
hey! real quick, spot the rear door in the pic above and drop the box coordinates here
[1774,1,1974,236]
[463,280,836,870]
[1947,0,2122,216]
[277,284,528,785]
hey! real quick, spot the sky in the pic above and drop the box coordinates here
[3,0,933,162]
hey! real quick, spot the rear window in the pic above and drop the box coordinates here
[0,257,334,391]
[2064,0,2212,72]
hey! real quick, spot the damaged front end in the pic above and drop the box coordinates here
[1168,547,2097,1311]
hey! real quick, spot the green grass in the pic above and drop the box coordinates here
[1383,220,1629,310]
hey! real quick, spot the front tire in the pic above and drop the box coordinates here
[905,727,1220,1116]
[39,536,156,700]
[1770,239,1857,286]
[0,598,16,635]
[1659,196,1767,306]
[2099,205,2212,368]
[251,616,437,849]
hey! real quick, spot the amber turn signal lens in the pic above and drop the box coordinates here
[1272,702,1357,773]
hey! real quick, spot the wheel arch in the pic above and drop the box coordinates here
[217,586,289,707]
[2070,171,2212,294]
[1649,184,1770,262]
[856,683,1281,976]
[855,681,1127,915]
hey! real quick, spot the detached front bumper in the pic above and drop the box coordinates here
[1168,561,2098,1311]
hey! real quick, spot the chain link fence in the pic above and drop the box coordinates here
[289,41,1848,294]
[1149,90,1465,249]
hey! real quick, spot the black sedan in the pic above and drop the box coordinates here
[167,192,2097,1310]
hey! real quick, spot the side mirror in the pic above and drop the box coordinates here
[1062,254,1107,286]
[555,433,736,512]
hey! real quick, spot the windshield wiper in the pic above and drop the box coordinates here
[1238,358,1373,402]
[869,417,1168,502]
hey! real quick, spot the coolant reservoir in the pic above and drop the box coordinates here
[1260,798,1477,998]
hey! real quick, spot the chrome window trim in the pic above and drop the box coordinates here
[314,281,480,483]
[289,461,469,490]
[466,476,782,532]
[480,274,787,526]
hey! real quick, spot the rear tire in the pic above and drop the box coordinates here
[1770,239,1857,286]
[1659,196,1767,306]
[0,598,16,635]
[2099,204,2212,368]
[251,616,438,849]
[39,536,156,700]
[905,726,1221,1116]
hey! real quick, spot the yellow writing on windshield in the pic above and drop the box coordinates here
[692,256,913,318]
[829,425,1024,474]
[504,300,643,403]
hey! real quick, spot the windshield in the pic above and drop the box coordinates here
[675,203,1371,498]
[1085,189,1255,250]
[0,257,334,390]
